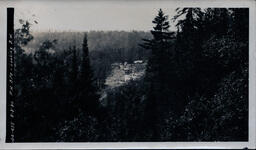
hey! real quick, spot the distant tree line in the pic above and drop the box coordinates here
[9,8,248,142]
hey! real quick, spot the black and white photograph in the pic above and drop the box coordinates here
[0,0,256,149]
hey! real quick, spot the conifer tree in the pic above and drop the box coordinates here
[80,34,93,83]
[173,8,205,101]
[140,9,174,140]
[77,33,100,114]
[141,9,174,81]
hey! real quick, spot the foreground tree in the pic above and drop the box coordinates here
[77,34,100,114]
[162,8,249,141]
[56,34,101,141]
[140,9,175,140]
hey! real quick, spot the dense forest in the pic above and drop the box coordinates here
[8,8,248,142]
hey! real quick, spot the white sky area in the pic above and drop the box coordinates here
[13,0,179,32]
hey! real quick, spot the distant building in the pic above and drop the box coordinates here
[134,60,143,64]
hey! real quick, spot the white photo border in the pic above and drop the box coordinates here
[0,0,255,149]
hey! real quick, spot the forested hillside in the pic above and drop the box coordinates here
[26,31,151,61]
[9,8,248,142]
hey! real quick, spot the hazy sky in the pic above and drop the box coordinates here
[14,0,179,32]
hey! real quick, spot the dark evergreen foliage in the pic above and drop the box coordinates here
[11,8,248,142]
[77,34,100,114]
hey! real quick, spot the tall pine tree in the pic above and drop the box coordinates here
[140,9,174,140]
[77,33,100,114]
